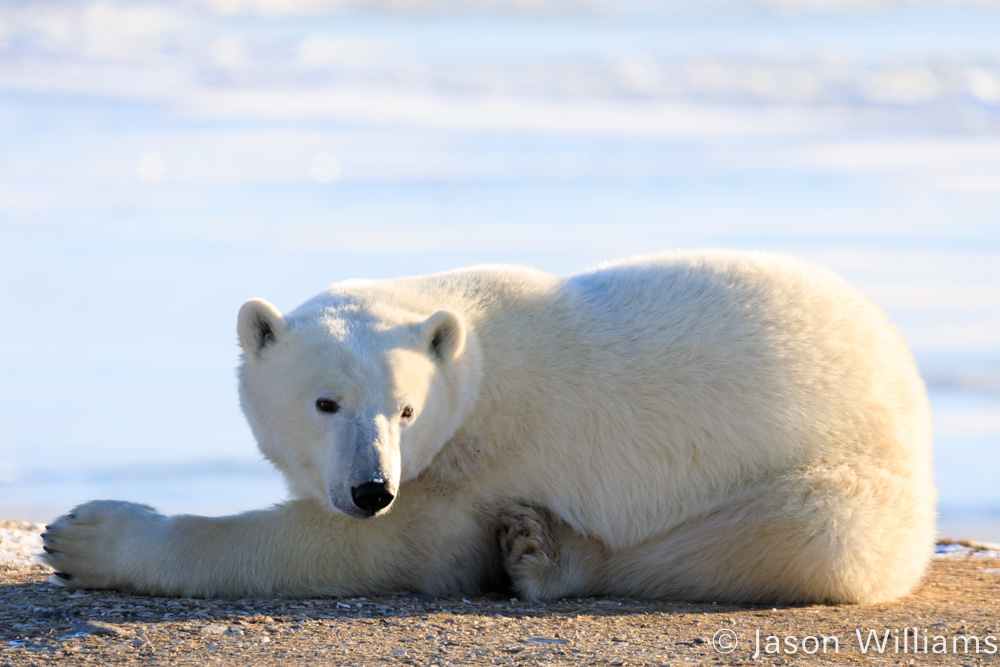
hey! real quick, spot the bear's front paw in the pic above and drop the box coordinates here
[496,504,564,601]
[40,500,164,591]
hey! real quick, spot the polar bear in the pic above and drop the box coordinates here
[41,250,935,604]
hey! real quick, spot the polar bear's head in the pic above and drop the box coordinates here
[236,294,479,518]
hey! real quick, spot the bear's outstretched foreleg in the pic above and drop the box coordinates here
[41,496,495,598]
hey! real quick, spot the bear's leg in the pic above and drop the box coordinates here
[500,466,933,604]
[41,493,497,598]
[592,466,934,604]
[497,503,608,601]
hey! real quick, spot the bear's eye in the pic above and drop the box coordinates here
[315,398,340,414]
[401,406,414,420]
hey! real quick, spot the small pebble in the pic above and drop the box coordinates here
[78,620,127,637]
[200,623,228,635]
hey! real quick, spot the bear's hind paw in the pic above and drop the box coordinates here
[496,504,565,601]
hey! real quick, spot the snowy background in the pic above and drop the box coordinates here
[1,0,998,540]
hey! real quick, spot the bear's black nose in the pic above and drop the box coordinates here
[351,481,394,514]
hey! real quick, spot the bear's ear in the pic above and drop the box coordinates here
[238,298,285,356]
[422,310,466,362]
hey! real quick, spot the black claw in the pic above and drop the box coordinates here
[54,572,73,580]
[43,546,57,555]
[40,532,48,540]
[44,524,53,530]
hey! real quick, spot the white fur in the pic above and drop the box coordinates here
[42,250,935,604]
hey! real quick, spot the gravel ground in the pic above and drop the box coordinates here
[2,520,1000,666]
